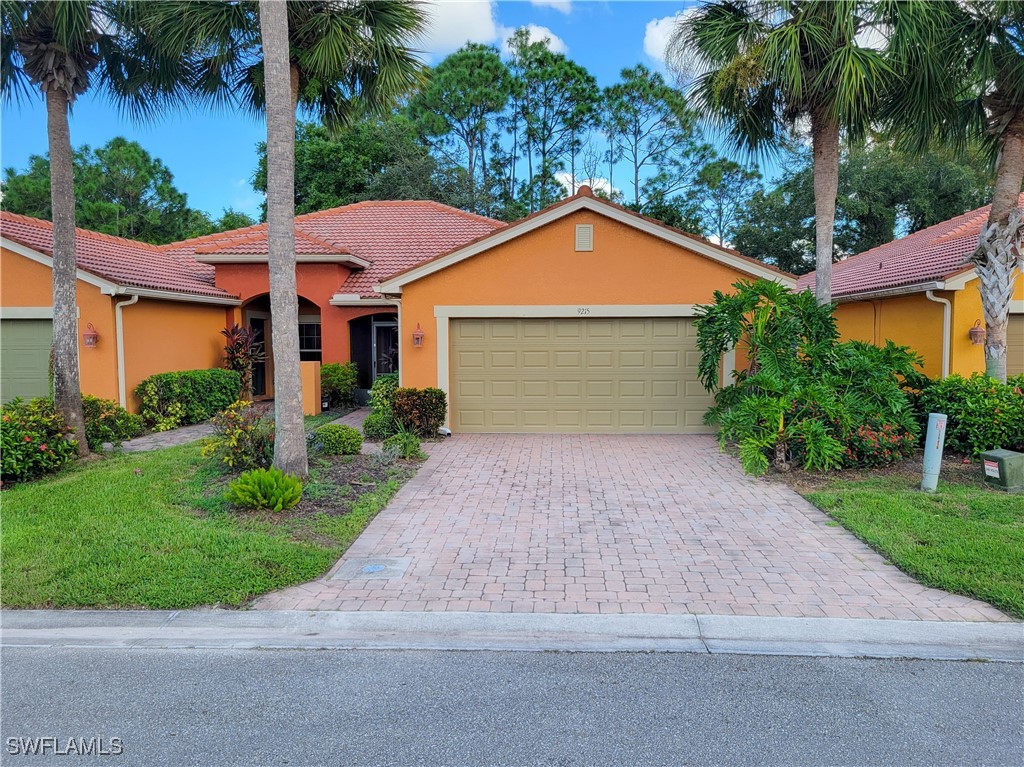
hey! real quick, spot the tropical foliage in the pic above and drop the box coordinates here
[696,280,921,475]
[135,369,241,431]
[912,374,1024,456]
[221,323,264,399]
[390,387,447,438]
[81,394,143,450]
[1,397,78,483]
[227,467,302,511]
[200,400,275,470]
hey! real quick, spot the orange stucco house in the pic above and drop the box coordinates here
[1,189,796,431]
[797,196,1024,380]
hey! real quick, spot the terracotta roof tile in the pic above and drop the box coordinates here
[194,229,347,256]
[0,212,235,299]
[796,193,1024,298]
[164,200,504,298]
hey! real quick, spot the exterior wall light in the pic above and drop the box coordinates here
[82,323,99,348]
[968,320,986,346]
[412,323,425,348]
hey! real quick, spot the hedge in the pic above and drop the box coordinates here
[135,369,241,431]
[391,387,447,438]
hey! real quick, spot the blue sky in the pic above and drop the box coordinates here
[1,1,708,220]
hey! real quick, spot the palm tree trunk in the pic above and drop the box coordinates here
[46,88,89,457]
[260,0,307,477]
[811,111,840,305]
[972,110,1024,383]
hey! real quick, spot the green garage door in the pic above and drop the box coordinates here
[1,319,53,403]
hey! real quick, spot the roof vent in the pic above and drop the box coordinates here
[575,223,594,252]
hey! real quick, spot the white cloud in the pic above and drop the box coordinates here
[643,11,692,66]
[419,1,499,59]
[530,0,572,14]
[499,23,568,55]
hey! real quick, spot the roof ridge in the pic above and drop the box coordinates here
[295,199,505,227]
[1,211,163,252]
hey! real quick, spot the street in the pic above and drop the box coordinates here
[1,647,1020,766]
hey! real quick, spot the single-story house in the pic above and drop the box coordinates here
[1,188,795,432]
[796,195,1024,379]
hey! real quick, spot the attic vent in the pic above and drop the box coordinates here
[575,223,594,252]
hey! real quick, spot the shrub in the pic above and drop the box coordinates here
[135,369,241,431]
[916,374,1024,455]
[321,362,358,409]
[383,428,427,460]
[200,401,274,470]
[697,280,921,476]
[1,398,78,483]
[82,395,143,450]
[391,387,447,437]
[314,424,363,455]
[222,324,264,398]
[369,373,400,414]
[227,467,302,511]
[362,410,397,441]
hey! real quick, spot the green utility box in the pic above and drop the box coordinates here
[980,449,1024,493]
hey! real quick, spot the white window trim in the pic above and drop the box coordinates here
[0,306,55,319]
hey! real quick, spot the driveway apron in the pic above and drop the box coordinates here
[254,434,1010,621]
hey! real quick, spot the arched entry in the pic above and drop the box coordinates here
[242,294,322,398]
[349,312,398,390]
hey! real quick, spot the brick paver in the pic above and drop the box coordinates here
[254,434,1011,621]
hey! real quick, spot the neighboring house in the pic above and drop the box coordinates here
[1,189,796,431]
[377,186,794,433]
[1,212,238,407]
[796,196,1024,379]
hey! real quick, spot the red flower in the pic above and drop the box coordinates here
[23,435,31,442]
[39,444,47,451]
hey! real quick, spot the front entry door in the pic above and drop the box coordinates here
[372,320,398,379]
[248,316,270,397]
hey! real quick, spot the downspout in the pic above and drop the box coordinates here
[925,291,951,379]
[115,294,139,407]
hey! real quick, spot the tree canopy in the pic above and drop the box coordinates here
[1,137,255,244]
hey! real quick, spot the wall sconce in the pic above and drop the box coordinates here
[968,320,986,346]
[82,323,99,347]
[412,323,425,348]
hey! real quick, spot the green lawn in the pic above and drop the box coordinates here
[805,474,1024,619]
[0,443,406,609]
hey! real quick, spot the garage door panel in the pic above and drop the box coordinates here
[451,317,714,433]
[1,319,53,403]
[1009,316,1023,377]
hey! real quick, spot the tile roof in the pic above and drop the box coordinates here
[164,200,504,298]
[194,229,347,256]
[0,212,234,300]
[796,194,1024,299]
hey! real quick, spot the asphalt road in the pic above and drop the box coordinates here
[1,647,1020,767]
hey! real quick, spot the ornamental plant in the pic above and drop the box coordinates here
[313,424,363,455]
[221,324,264,398]
[391,387,447,438]
[1,398,79,483]
[227,467,302,511]
[383,425,427,460]
[321,362,358,408]
[200,401,275,470]
[363,373,401,441]
[696,280,921,476]
[915,374,1024,455]
[82,395,143,451]
[135,369,242,431]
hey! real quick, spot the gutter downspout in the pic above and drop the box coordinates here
[925,291,951,379]
[114,294,139,407]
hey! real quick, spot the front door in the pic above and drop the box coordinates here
[372,320,398,379]
[249,316,269,397]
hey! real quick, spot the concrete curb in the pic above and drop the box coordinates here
[3,610,1021,661]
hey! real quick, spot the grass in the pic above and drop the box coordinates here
[804,471,1024,619]
[0,442,409,609]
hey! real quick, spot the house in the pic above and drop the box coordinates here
[1,202,500,409]
[2,188,795,431]
[796,196,1024,379]
[378,185,794,433]
[1,212,239,407]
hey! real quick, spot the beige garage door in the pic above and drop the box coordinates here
[1009,315,1024,377]
[450,317,714,433]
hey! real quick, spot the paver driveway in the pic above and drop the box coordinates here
[255,435,1009,621]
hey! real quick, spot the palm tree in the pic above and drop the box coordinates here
[882,0,1024,382]
[168,0,426,475]
[1,1,197,455]
[666,0,889,304]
